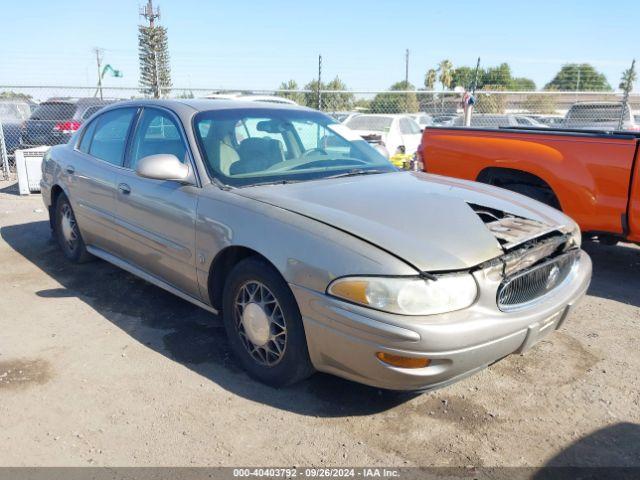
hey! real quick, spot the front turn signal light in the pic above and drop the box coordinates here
[376,352,431,369]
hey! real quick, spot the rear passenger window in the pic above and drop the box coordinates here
[88,108,136,166]
[129,109,187,170]
[78,119,98,153]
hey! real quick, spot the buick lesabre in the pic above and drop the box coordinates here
[40,99,592,390]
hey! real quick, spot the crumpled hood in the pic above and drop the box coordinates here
[234,171,574,272]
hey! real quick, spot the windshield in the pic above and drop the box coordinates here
[194,108,396,187]
[345,115,393,132]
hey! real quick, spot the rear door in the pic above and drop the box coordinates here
[67,107,138,255]
[114,107,201,299]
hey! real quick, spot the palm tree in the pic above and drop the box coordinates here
[438,59,453,91]
[424,69,437,90]
[619,60,637,92]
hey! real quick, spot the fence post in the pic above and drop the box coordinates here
[0,118,9,180]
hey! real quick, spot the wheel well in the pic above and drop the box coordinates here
[477,167,549,189]
[477,167,560,202]
[49,185,64,231]
[207,246,273,311]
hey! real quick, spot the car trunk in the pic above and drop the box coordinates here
[22,102,76,145]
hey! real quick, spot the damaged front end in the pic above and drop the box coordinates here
[468,203,582,311]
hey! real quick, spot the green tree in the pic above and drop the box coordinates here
[138,24,172,97]
[619,62,637,92]
[0,91,33,101]
[438,59,453,90]
[370,81,419,114]
[526,93,558,114]
[424,68,437,90]
[276,79,304,104]
[354,98,371,111]
[475,85,507,113]
[544,64,611,91]
[450,66,480,90]
[482,63,512,88]
[324,76,355,111]
[176,90,194,99]
[302,77,354,111]
[510,77,536,91]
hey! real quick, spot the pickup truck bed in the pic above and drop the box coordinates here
[419,127,640,243]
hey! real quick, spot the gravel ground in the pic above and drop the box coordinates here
[0,179,639,468]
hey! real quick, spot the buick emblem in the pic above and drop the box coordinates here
[546,265,560,290]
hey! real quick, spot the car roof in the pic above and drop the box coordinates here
[106,98,312,113]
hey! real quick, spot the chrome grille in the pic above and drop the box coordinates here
[497,250,579,311]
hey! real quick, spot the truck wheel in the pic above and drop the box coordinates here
[54,194,92,263]
[502,183,561,210]
[222,257,315,387]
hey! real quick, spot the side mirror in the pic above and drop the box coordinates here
[136,154,192,183]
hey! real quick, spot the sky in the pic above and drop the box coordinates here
[0,0,638,92]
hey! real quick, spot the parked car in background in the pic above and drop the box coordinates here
[452,114,547,129]
[513,115,548,128]
[41,99,591,390]
[431,114,458,126]
[409,113,434,129]
[560,102,639,131]
[528,114,564,126]
[0,100,31,155]
[419,126,640,245]
[328,111,360,124]
[20,97,115,148]
[204,93,298,105]
[345,113,422,155]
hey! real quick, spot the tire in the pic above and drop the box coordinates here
[222,257,314,387]
[501,183,561,210]
[54,193,92,263]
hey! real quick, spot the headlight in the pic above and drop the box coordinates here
[327,273,477,316]
[568,223,582,248]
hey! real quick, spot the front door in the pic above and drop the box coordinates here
[114,107,201,299]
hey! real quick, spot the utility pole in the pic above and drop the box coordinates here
[317,54,322,110]
[94,48,104,100]
[140,0,162,98]
[405,49,409,85]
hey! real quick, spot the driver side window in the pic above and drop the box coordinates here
[129,109,187,170]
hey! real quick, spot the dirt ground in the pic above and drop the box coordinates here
[1,179,639,468]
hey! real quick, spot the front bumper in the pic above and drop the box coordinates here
[291,250,592,391]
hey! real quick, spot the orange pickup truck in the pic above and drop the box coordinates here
[419,127,640,245]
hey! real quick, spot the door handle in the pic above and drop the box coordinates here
[65,165,75,175]
[118,183,131,195]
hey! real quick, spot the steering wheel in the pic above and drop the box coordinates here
[301,148,328,158]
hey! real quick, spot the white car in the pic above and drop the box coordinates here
[409,113,434,129]
[203,93,298,105]
[344,114,422,155]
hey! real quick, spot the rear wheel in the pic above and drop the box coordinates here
[222,257,314,387]
[54,194,92,263]
[501,183,561,210]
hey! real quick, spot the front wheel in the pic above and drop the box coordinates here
[54,194,92,263]
[222,257,314,387]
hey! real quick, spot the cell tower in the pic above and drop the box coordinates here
[140,0,160,27]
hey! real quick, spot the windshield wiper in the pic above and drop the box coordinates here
[324,169,390,180]
[240,179,304,188]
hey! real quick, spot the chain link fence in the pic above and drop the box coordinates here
[2,85,639,179]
